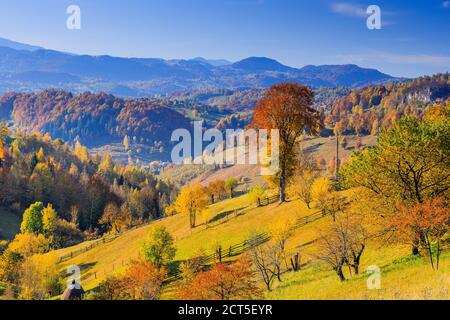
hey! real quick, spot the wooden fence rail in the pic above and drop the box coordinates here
[71,196,326,285]
[168,208,325,280]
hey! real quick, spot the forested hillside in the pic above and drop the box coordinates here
[0,90,191,151]
[325,73,450,135]
[0,126,175,242]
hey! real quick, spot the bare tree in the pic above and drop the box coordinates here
[317,224,348,281]
[250,241,285,291]
[289,152,320,209]
[346,222,368,274]
[323,193,348,222]
[250,244,276,291]
[317,212,368,281]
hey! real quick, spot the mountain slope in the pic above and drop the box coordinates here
[298,64,395,87]
[326,73,450,135]
[230,57,295,72]
[51,193,449,299]
[0,90,192,155]
[0,37,43,51]
[0,39,398,96]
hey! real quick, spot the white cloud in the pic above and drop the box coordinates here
[443,1,450,8]
[331,3,367,17]
[335,51,450,67]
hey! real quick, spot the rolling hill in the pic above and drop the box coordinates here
[52,192,449,299]
[0,90,191,156]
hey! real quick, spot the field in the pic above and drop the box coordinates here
[53,191,449,300]
[158,135,378,188]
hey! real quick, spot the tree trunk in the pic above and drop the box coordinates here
[353,263,359,275]
[336,266,346,281]
[279,162,286,203]
[290,253,300,271]
[276,265,282,282]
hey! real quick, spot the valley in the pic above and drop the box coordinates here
[0,37,448,302]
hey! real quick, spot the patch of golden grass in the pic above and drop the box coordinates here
[267,249,449,300]
[54,191,449,300]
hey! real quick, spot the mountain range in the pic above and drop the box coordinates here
[0,38,399,97]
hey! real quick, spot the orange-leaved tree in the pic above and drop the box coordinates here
[253,83,322,203]
[121,259,166,300]
[93,259,166,300]
[176,255,263,300]
[391,198,449,270]
[0,126,10,166]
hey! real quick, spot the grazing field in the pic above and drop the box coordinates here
[53,190,448,299]
[158,135,378,188]
[268,249,449,300]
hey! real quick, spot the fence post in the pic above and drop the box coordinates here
[228,246,232,257]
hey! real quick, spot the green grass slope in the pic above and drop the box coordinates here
[54,193,449,300]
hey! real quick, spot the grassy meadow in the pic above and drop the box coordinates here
[53,191,449,299]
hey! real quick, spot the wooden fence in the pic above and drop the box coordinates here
[258,194,280,206]
[167,208,325,280]
[65,194,327,285]
[57,217,168,263]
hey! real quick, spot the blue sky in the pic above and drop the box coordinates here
[0,0,449,77]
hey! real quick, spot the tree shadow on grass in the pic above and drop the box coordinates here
[208,206,248,224]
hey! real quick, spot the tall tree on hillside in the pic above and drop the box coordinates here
[253,83,322,203]
[225,177,238,198]
[288,152,319,209]
[20,202,44,235]
[42,204,58,245]
[0,126,9,166]
[172,184,209,230]
[142,226,176,270]
[341,117,450,254]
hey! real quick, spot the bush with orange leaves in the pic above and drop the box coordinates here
[88,259,166,300]
[176,255,263,300]
[391,198,449,270]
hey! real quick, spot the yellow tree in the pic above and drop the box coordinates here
[0,127,10,165]
[173,184,209,230]
[8,233,50,258]
[311,177,332,210]
[19,253,62,300]
[42,204,58,246]
[0,138,4,164]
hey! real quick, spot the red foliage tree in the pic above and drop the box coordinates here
[391,198,449,270]
[253,83,322,202]
[176,255,263,300]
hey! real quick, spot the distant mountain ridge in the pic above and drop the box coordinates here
[0,37,43,51]
[0,38,399,97]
